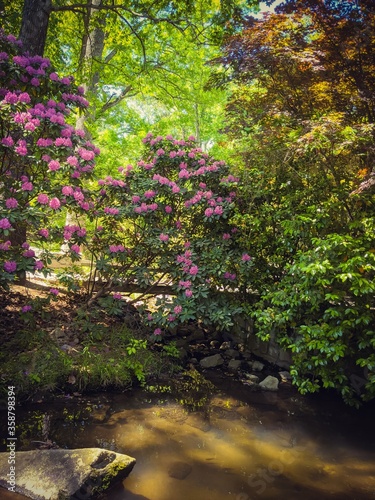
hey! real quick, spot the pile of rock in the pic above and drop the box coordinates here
[171,327,292,392]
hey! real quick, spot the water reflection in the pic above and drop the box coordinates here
[1,373,375,500]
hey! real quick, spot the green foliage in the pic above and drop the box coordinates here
[213,2,375,404]
[74,325,176,389]
[0,330,73,396]
[254,225,375,405]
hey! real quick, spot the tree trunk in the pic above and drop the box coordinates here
[19,0,52,56]
[14,0,51,284]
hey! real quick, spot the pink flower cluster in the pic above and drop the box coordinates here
[0,217,12,230]
[133,202,158,213]
[178,280,191,288]
[109,244,126,253]
[38,229,49,238]
[63,225,86,240]
[98,176,126,188]
[0,240,11,250]
[104,207,119,215]
[4,261,17,273]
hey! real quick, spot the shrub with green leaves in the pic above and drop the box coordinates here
[89,134,254,332]
[254,223,375,406]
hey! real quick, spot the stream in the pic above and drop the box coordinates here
[1,370,375,500]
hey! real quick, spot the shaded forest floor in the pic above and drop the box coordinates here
[0,286,180,402]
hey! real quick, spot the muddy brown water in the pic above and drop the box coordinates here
[1,371,375,500]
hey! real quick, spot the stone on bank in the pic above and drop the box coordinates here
[0,448,136,499]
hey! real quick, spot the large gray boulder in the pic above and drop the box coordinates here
[259,375,279,392]
[0,448,135,499]
[200,354,224,369]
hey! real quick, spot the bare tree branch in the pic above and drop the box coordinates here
[51,2,192,33]
[99,84,137,114]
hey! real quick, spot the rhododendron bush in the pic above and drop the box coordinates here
[0,31,253,332]
[0,30,98,285]
[90,134,253,331]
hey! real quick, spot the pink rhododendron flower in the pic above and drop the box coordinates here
[38,229,49,238]
[174,305,182,314]
[113,293,122,300]
[49,197,61,210]
[241,253,251,262]
[62,186,74,196]
[67,156,79,166]
[34,260,44,270]
[76,228,86,237]
[55,137,72,147]
[154,328,162,335]
[179,170,190,179]
[205,208,214,217]
[48,160,60,171]
[18,92,31,103]
[70,244,80,253]
[80,202,90,211]
[0,218,12,230]
[16,140,28,155]
[4,92,18,104]
[49,288,59,295]
[5,198,18,208]
[214,206,223,215]
[78,148,95,161]
[185,289,193,298]
[189,265,198,276]
[21,182,34,191]
[4,261,17,273]
[132,195,140,203]
[60,77,71,85]
[223,233,231,240]
[178,280,191,288]
[2,136,14,147]
[159,233,169,242]
[73,191,84,201]
[144,190,156,199]
[37,193,49,204]
[0,240,11,250]
[104,207,119,215]
[165,206,172,213]
[23,249,35,258]
[21,305,32,313]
